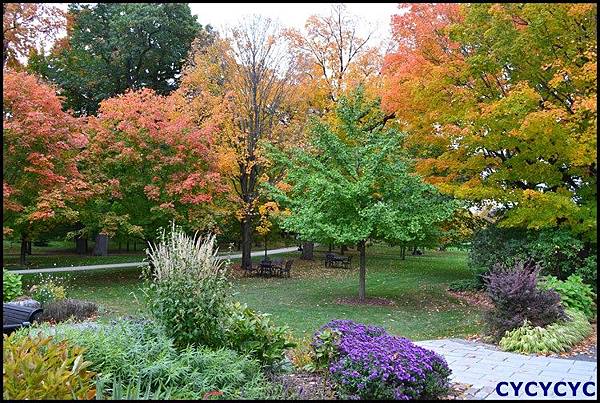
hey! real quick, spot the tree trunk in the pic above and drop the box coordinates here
[340,245,347,255]
[358,240,366,302]
[241,219,253,270]
[76,235,87,255]
[328,243,333,252]
[401,246,406,260]
[126,240,130,251]
[20,235,28,266]
[93,234,109,256]
[26,241,32,255]
[301,242,314,260]
[264,235,268,259]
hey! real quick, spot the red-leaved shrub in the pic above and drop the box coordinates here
[483,260,565,341]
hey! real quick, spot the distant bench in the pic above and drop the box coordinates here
[324,253,352,269]
[3,304,43,335]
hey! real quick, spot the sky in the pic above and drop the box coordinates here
[189,3,400,40]
[52,3,401,44]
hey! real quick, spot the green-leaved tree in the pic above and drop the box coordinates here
[28,3,209,116]
[268,88,457,301]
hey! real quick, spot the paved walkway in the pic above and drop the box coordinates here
[9,246,300,275]
[415,339,597,400]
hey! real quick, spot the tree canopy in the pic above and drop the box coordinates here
[3,70,90,263]
[383,3,597,241]
[3,3,64,68]
[268,88,457,300]
[79,88,225,242]
[28,3,205,115]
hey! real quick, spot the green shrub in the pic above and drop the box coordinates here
[469,225,596,287]
[539,275,596,320]
[29,275,67,305]
[3,333,96,400]
[3,269,22,302]
[95,378,174,400]
[225,301,296,367]
[311,327,341,371]
[143,224,231,349]
[17,319,282,399]
[448,278,483,292]
[499,309,593,354]
[575,254,597,291]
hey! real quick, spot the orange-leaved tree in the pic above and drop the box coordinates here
[3,70,90,264]
[176,16,298,270]
[382,3,597,241]
[79,88,226,254]
[2,3,65,69]
[283,4,388,258]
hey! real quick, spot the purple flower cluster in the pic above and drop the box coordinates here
[313,320,451,400]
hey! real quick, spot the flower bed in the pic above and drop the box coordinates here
[313,320,451,400]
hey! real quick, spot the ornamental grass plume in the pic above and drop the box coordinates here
[143,222,230,348]
[145,221,228,283]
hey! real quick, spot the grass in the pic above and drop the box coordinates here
[18,245,484,341]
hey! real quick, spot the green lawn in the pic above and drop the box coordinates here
[19,245,483,341]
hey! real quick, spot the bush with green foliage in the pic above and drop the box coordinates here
[143,224,231,349]
[15,319,282,399]
[484,260,566,341]
[499,309,593,354]
[538,275,596,321]
[448,278,483,292]
[311,327,342,371]
[95,378,174,400]
[3,333,96,400]
[29,275,67,305]
[3,269,22,302]
[225,301,296,367]
[469,225,596,287]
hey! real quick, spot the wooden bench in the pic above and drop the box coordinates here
[3,304,43,335]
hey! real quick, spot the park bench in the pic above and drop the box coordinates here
[324,253,352,269]
[3,304,43,335]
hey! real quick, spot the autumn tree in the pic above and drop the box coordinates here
[176,16,296,270]
[77,88,225,255]
[283,4,385,258]
[3,71,90,265]
[286,4,382,107]
[383,3,597,243]
[2,3,64,69]
[28,3,203,115]
[268,88,457,301]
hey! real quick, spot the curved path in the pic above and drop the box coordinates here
[9,246,301,275]
[415,339,597,400]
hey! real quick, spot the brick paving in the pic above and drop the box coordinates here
[415,339,597,400]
